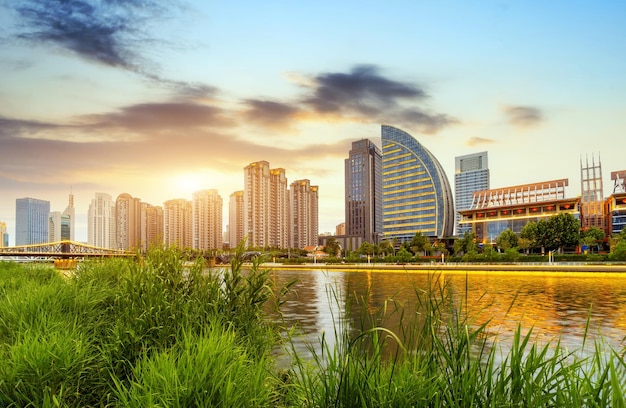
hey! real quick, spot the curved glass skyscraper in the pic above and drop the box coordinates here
[381,125,454,241]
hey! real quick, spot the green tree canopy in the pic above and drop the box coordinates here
[580,226,605,252]
[358,241,375,255]
[323,236,341,257]
[453,232,478,256]
[409,231,430,256]
[496,228,518,251]
[519,215,580,253]
[520,221,539,250]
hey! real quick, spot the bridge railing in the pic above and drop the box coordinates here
[0,240,134,257]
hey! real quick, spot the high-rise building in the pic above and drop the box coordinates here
[244,161,271,247]
[142,203,163,251]
[244,161,289,248]
[116,193,142,251]
[192,189,223,251]
[48,211,70,242]
[455,151,489,236]
[270,168,289,248]
[289,179,319,248]
[381,125,454,241]
[15,197,50,245]
[0,221,8,247]
[63,192,75,241]
[88,193,116,249]
[228,190,245,248]
[345,139,383,244]
[163,199,192,248]
[48,193,74,242]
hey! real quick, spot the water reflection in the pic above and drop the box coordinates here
[269,268,626,361]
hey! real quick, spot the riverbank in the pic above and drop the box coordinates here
[257,261,626,273]
[3,250,626,406]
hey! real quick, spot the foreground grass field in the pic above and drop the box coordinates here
[1,247,625,407]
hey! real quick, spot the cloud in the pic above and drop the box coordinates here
[241,99,300,129]
[0,105,353,192]
[84,101,234,131]
[304,65,427,114]
[5,0,204,95]
[243,65,456,134]
[9,0,147,68]
[503,105,544,128]
[466,136,496,147]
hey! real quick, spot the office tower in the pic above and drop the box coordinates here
[63,192,75,241]
[455,151,489,236]
[0,221,8,247]
[345,139,383,244]
[116,193,142,251]
[15,197,50,245]
[192,189,223,250]
[244,161,289,248]
[88,192,116,249]
[289,179,319,248]
[142,203,163,251]
[48,211,70,242]
[229,190,245,248]
[163,199,192,248]
[270,168,289,248]
[580,154,606,233]
[381,125,454,241]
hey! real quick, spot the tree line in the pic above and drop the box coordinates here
[323,213,626,263]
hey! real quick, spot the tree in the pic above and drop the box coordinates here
[409,231,430,256]
[545,213,581,252]
[517,237,532,254]
[496,228,518,251]
[520,215,581,254]
[323,236,341,257]
[610,239,626,261]
[520,221,539,251]
[580,226,605,253]
[454,232,478,256]
[357,241,375,259]
[395,247,413,263]
[379,240,393,257]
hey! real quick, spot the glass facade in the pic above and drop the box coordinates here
[381,125,454,241]
[15,197,50,245]
[345,139,383,243]
[455,152,489,236]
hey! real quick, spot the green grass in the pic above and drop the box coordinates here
[1,253,626,407]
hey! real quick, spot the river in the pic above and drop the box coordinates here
[265,267,626,362]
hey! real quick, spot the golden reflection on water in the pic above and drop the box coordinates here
[270,268,626,356]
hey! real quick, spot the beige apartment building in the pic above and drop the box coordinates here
[116,193,142,251]
[163,199,192,248]
[192,189,223,251]
[289,179,319,249]
[142,203,163,251]
[88,192,116,249]
[228,190,245,248]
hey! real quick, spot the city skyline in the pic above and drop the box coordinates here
[1,1,625,245]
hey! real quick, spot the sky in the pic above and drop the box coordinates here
[1,0,625,245]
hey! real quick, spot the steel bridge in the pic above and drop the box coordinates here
[0,240,135,262]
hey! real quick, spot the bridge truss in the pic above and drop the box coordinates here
[0,240,135,261]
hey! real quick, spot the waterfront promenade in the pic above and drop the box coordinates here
[259,261,626,273]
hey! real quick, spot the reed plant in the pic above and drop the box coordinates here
[283,273,626,407]
[0,243,282,407]
[2,256,626,407]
